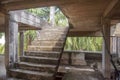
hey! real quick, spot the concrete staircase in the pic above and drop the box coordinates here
[8,27,69,80]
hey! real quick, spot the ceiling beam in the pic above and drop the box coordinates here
[0,5,8,15]
[9,10,49,29]
[2,0,77,11]
[68,30,102,37]
[103,0,119,18]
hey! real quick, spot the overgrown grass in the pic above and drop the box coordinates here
[0,44,4,54]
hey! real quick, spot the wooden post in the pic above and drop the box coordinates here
[118,37,120,58]
[5,12,19,70]
[102,19,111,80]
[19,31,24,56]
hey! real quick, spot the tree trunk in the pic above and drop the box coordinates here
[50,6,55,26]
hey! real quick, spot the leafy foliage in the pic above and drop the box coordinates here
[65,37,103,51]
[0,44,4,54]
[24,30,37,50]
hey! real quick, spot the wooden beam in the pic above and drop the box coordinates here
[68,30,101,37]
[2,0,77,10]
[1,0,21,4]
[103,0,119,18]
[0,5,8,15]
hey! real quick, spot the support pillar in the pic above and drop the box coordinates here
[19,31,24,56]
[5,12,19,70]
[102,19,111,80]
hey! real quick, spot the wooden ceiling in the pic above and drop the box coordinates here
[0,0,120,36]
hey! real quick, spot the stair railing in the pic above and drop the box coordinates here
[54,26,70,79]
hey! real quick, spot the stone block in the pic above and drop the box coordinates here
[71,52,86,65]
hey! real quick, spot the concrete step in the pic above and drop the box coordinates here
[24,51,60,58]
[36,35,66,41]
[31,40,64,46]
[42,27,68,31]
[15,62,56,73]
[7,78,25,80]
[20,56,58,65]
[27,46,62,52]
[39,30,67,34]
[38,31,67,35]
[9,69,53,80]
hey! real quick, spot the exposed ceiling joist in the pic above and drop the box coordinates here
[68,28,102,37]
[68,30,102,37]
[2,0,77,11]
[0,5,8,15]
[103,0,119,18]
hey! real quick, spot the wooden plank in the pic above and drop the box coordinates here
[103,0,119,17]
[102,19,111,79]
[68,30,102,37]
[69,16,101,31]
[19,31,24,56]
[5,14,9,70]
[5,13,18,70]
[0,5,8,15]
[117,37,120,58]
[2,0,77,10]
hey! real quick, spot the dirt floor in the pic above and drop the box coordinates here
[62,69,104,80]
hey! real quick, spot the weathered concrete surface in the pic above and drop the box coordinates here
[0,55,7,80]
[62,70,105,80]
[0,55,24,80]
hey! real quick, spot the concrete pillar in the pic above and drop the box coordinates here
[102,19,111,80]
[5,12,19,70]
[19,31,24,56]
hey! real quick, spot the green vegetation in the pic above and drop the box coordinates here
[0,45,4,54]
[24,30,37,50]
[65,37,103,51]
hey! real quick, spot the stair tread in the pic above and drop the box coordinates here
[16,62,56,68]
[9,69,53,76]
[25,51,60,54]
[32,40,64,43]
[42,27,68,30]
[28,45,62,48]
[20,56,58,60]
[39,31,67,33]
[16,62,91,70]
[34,39,64,41]
[40,30,67,32]
[7,78,24,80]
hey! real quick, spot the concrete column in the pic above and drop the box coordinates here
[102,19,111,80]
[19,31,24,56]
[5,12,19,70]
